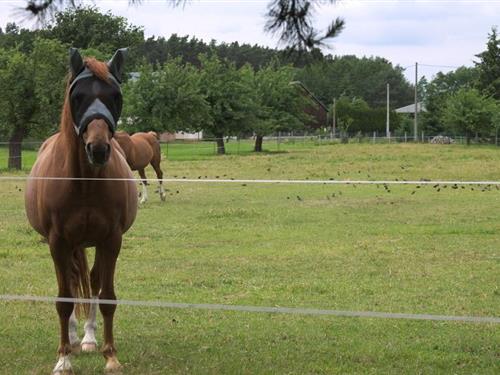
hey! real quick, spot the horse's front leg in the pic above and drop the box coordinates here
[96,232,122,373]
[49,235,75,374]
[81,258,100,352]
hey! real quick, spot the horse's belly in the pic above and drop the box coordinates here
[50,202,132,247]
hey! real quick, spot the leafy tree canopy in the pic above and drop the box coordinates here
[475,27,500,100]
[422,66,479,134]
[40,6,144,69]
[122,60,210,134]
[442,88,498,143]
[296,55,413,109]
[0,37,67,168]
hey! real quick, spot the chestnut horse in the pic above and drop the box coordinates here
[114,131,166,203]
[25,49,137,374]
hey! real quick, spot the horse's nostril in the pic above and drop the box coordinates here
[85,143,92,154]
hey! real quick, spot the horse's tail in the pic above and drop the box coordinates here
[147,131,162,162]
[70,247,91,319]
[148,131,159,140]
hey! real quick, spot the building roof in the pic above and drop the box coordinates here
[395,102,426,114]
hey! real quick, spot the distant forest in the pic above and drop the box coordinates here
[134,34,414,109]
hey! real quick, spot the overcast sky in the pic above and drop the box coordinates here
[0,0,499,82]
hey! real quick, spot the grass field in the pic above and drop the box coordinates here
[0,143,499,374]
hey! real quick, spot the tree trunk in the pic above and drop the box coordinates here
[215,134,225,155]
[341,131,348,144]
[466,131,471,145]
[254,135,263,152]
[8,127,25,170]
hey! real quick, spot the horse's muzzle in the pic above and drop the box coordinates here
[85,142,111,166]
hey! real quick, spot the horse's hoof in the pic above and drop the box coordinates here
[81,342,97,352]
[105,356,122,373]
[53,355,73,374]
[160,193,166,201]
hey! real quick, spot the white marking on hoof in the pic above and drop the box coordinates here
[81,296,98,352]
[53,355,73,374]
[81,342,98,352]
[105,356,122,373]
[159,184,166,201]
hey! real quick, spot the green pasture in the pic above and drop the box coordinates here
[0,137,326,168]
[0,143,499,374]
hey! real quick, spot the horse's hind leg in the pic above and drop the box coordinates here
[151,160,166,201]
[49,235,75,374]
[96,233,123,373]
[138,168,148,204]
[81,257,100,352]
[69,309,81,354]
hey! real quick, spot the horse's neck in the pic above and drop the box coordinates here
[57,131,102,178]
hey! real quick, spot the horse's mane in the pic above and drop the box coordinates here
[60,58,110,137]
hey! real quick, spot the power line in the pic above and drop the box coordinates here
[1,294,498,324]
[419,63,463,69]
[0,176,498,185]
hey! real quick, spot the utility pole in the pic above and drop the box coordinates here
[386,83,390,138]
[414,62,418,142]
[332,98,336,138]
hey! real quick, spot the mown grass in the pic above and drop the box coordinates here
[0,143,499,374]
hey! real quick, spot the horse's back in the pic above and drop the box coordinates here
[129,132,157,167]
[131,132,159,148]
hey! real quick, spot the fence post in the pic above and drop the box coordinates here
[421,131,424,143]
[372,132,376,144]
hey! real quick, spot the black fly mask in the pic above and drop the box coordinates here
[68,48,127,136]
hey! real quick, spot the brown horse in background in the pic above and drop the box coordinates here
[25,49,137,374]
[114,131,166,203]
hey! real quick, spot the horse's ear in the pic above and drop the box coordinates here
[107,48,127,84]
[69,48,84,80]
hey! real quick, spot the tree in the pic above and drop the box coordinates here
[333,95,401,136]
[296,55,414,109]
[0,49,36,169]
[198,54,255,154]
[23,0,344,52]
[442,88,498,144]
[475,27,500,100]
[41,6,144,70]
[32,38,68,136]
[252,62,308,151]
[122,60,210,133]
[0,38,67,169]
[133,33,325,72]
[42,6,144,51]
[422,67,479,134]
